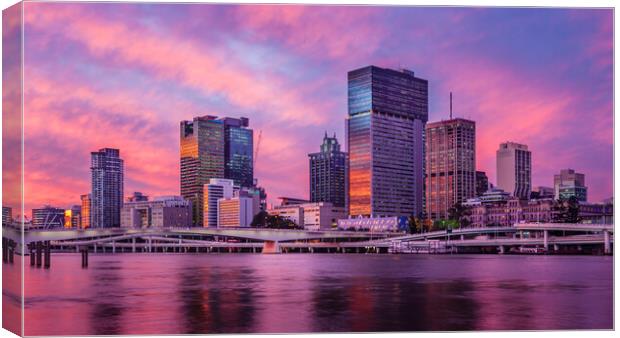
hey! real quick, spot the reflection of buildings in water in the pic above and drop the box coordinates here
[177,267,257,334]
[88,263,124,335]
[311,276,484,332]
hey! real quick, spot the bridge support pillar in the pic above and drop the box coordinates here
[132,238,136,253]
[2,237,7,263]
[80,246,88,268]
[29,244,35,266]
[498,246,505,254]
[112,241,116,254]
[148,238,153,253]
[553,244,559,252]
[460,235,464,241]
[262,241,281,254]
[93,243,97,254]
[35,241,43,268]
[604,230,611,254]
[543,230,548,251]
[43,241,51,269]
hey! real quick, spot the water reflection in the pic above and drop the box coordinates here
[20,254,612,335]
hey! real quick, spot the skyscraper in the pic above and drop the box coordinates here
[425,118,476,220]
[554,169,587,201]
[222,117,254,188]
[180,115,254,226]
[347,65,428,217]
[180,116,225,226]
[496,142,531,200]
[309,133,347,208]
[90,148,124,228]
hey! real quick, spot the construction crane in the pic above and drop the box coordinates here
[253,130,262,169]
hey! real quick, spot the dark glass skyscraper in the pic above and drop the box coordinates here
[180,115,253,226]
[222,117,253,188]
[347,65,428,217]
[309,133,347,207]
[90,148,124,228]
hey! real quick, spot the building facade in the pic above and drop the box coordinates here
[554,169,587,202]
[203,178,234,227]
[2,206,12,226]
[531,186,555,200]
[80,194,91,229]
[121,195,192,228]
[347,65,428,218]
[496,142,531,199]
[337,216,409,232]
[222,117,254,188]
[32,206,65,228]
[268,202,346,230]
[180,116,225,226]
[476,171,489,197]
[64,205,81,228]
[309,133,347,208]
[425,118,476,220]
[180,115,254,226]
[90,148,124,228]
[217,197,254,228]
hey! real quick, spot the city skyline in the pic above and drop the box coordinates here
[12,4,613,215]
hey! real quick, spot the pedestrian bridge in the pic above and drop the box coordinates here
[1,226,394,246]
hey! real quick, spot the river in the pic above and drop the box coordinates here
[2,253,613,335]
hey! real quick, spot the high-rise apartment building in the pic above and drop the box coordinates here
[496,142,531,200]
[90,148,124,228]
[346,65,428,217]
[554,169,587,201]
[203,178,234,227]
[425,118,476,220]
[309,133,347,208]
[180,115,254,226]
[80,194,91,229]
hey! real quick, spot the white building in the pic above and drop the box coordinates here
[217,197,255,228]
[203,178,234,227]
[496,142,531,199]
[337,216,408,232]
[121,196,191,228]
[268,202,346,230]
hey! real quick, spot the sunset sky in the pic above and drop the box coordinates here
[10,3,613,214]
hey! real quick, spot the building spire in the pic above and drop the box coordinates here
[450,92,453,120]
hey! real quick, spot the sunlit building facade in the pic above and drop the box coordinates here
[309,133,347,208]
[496,142,531,200]
[121,195,192,228]
[90,148,124,228]
[425,118,476,220]
[347,65,428,217]
[203,178,234,227]
[64,205,81,228]
[180,116,225,226]
[217,196,254,228]
[80,194,91,229]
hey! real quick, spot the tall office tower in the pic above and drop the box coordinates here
[222,117,253,188]
[80,194,91,229]
[180,116,226,226]
[425,118,476,220]
[309,133,347,207]
[554,169,587,201]
[203,178,234,227]
[496,142,531,200]
[90,148,124,228]
[476,171,489,196]
[346,65,428,217]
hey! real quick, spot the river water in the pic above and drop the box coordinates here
[3,253,613,335]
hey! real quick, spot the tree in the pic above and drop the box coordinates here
[552,197,582,223]
[250,211,269,228]
[447,203,472,228]
[407,215,423,234]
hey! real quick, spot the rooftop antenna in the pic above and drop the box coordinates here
[450,92,453,119]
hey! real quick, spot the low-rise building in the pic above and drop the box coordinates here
[268,202,346,230]
[121,195,192,228]
[217,197,255,228]
[337,216,409,232]
[2,206,12,226]
[32,206,65,228]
